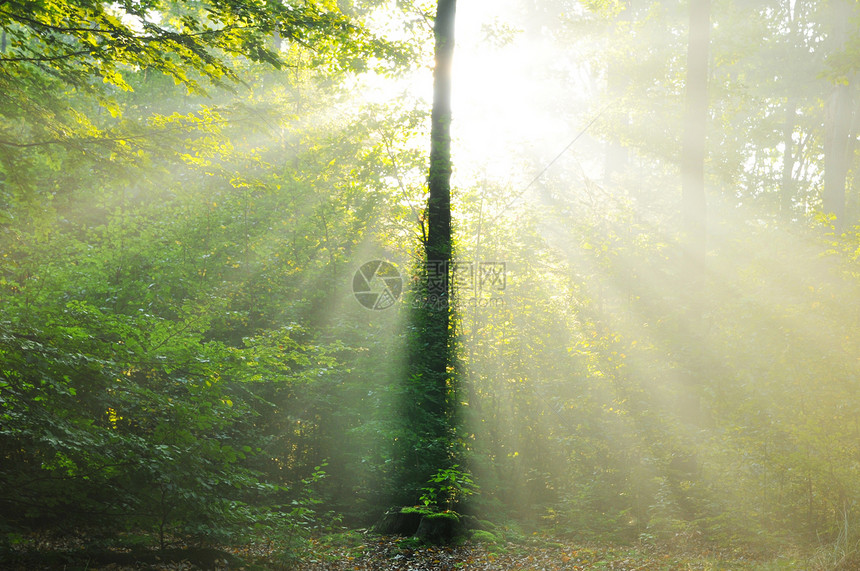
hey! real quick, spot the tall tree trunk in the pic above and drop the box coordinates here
[823,0,853,228]
[394,0,457,505]
[680,0,710,264]
[677,0,710,437]
[427,0,455,288]
[824,83,853,226]
[424,0,456,420]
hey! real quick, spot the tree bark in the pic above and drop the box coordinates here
[422,0,456,438]
[399,0,457,501]
[427,0,456,277]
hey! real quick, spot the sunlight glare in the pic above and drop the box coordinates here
[451,2,596,187]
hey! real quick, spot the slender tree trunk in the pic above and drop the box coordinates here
[677,0,710,436]
[680,0,710,264]
[423,0,456,406]
[781,0,801,219]
[824,83,852,226]
[427,0,455,295]
[422,0,456,446]
[394,0,457,504]
[823,0,853,228]
[272,25,282,52]
[781,97,797,217]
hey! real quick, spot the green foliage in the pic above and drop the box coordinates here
[419,464,478,512]
[0,0,403,93]
[5,0,860,563]
[0,0,423,549]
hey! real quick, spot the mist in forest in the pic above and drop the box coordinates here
[2,0,860,568]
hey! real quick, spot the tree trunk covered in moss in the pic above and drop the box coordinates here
[397,0,458,505]
[424,0,456,407]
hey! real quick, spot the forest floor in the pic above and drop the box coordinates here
[0,531,821,570]
[292,534,804,571]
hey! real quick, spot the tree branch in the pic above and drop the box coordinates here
[0,49,91,63]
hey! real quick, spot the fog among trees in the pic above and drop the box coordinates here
[3,0,860,569]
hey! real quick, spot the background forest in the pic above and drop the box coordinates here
[3,0,860,569]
